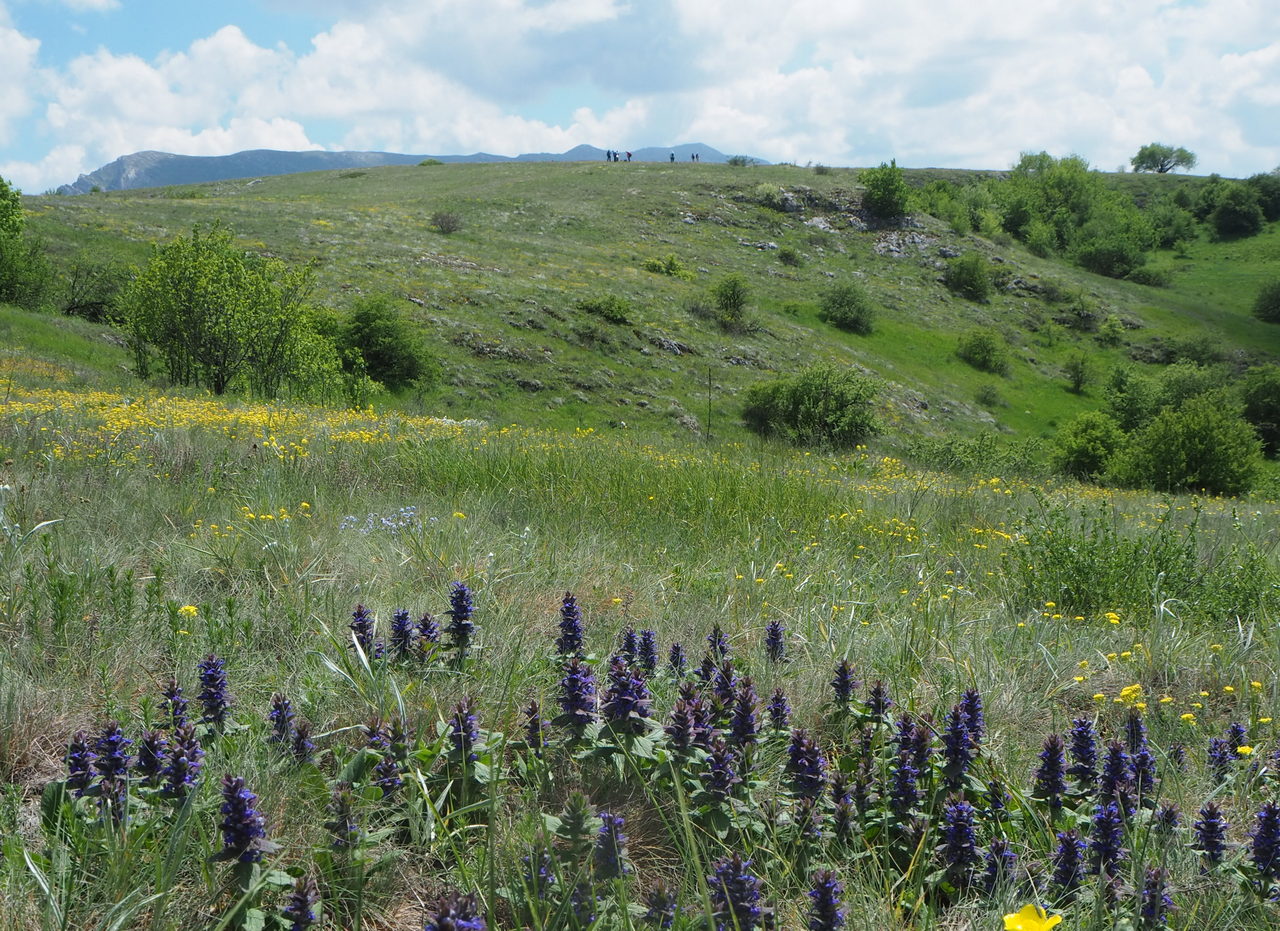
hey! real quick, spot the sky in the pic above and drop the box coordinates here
[1,0,1278,192]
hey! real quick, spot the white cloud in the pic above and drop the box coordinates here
[2,0,1278,191]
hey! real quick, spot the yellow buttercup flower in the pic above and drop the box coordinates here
[1238,745,1255,756]
[178,604,198,618]
[1004,904,1062,931]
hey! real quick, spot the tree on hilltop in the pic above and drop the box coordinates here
[1130,143,1197,174]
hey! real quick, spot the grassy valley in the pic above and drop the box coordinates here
[2,161,1280,929]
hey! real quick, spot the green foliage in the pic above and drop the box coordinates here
[709,274,749,331]
[943,253,993,302]
[1253,279,1280,323]
[121,223,340,397]
[1130,143,1197,173]
[1246,171,1280,222]
[640,253,694,280]
[777,246,802,267]
[754,182,787,211]
[817,282,875,334]
[342,294,438,391]
[1050,410,1123,480]
[1208,182,1264,238]
[576,293,632,325]
[418,158,443,166]
[955,327,1010,375]
[0,175,22,240]
[1104,362,1220,432]
[860,159,910,219]
[1069,202,1155,278]
[1239,364,1280,456]
[726,155,755,167]
[741,363,880,447]
[1147,202,1198,249]
[1108,393,1262,495]
[60,259,127,323]
[1064,353,1090,393]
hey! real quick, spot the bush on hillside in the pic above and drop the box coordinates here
[431,210,463,234]
[1246,171,1280,222]
[640,253,694,280]
[817,282,875,334]
[0,174,52,310]
[1050,410,1124,481]
[955,328,1010,375]
[943,253,993,302]
[576,293,632,325]
[341,294,438,392]
[1240,364,1280,456]
[1252,279,1280,323]
[709,274,750,331]
[1107,393,1262,496]
[1208,182,1264,238]
[742,364,880,448]
[860,160,910,219]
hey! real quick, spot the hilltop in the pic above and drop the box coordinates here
[20,159,1280,465]
[54,143,747,194]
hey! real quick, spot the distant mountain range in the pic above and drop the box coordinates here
[55,143,755,194]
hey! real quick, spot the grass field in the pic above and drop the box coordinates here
[3,162,1280,929]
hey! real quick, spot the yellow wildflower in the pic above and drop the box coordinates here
[178,605,198,618]
[1004,904,1062,931]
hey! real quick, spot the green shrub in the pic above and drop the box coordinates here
[817,282,875,335]
[1208,182,1264,238]
[1124,266,1170,287]
[742,364,880,447]
[944,253,993,302]
[418,158,443,166]
[710,274,750,331]
[777,247,802,267]
[975,383,1003,408]
[1240,364,1280,456]
[640,253,694,280]
[1147,202,1197,249]
[1024,219,1057,257]
[576,293,631,325]
[1252,279,1280,323]
[1107,393,1263,495]
[860,160,909,219]
[1050,410,1123,480]
[1064,353,1090,394]
[813,164,832,176]
[341,294,438,391]
[1246,171,1280,221]
[0,175,52,310]
[726,155,755,167]
[755,183,787,211]
[956,328,1010,375]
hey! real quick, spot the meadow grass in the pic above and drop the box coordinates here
[3,357,1280,929]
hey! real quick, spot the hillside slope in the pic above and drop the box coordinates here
[24,161,1280,447]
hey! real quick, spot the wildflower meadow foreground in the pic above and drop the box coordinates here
[4,373,1280,929]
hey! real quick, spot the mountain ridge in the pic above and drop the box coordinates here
[55,143,753,194]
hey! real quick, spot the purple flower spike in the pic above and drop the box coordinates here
[162,677,188,729]
[1138,866,1173,929]
[866,680,892,719]
[959,688,984,744]
[291,722,315,764]
[268,693,295,744]
[763,618,786,663]
[424,892,486,931]
[372,755,403,797]
[65,732,96,796]
[983,839,1018,892]
[450,697,481,762]
[601,657,651,734]
[709,853,763,931]
[637,629,659,674]
[1033,733,1067,812]
[940,798,981,883]
[93,720,132,780]
[445,582,475,655]
[1066,718,1098,788]
[767,687,791,731]
[218,774,271,863]
[643,879,679,929]
[1051,829,1086,896]
[524,700,548,755]
[325,783,361,848]
[196,653,231,727]
[702,737,742,801]
[282,875,320,931]
[1193,802,1228,866]
[557,657,598,733]
[707,623,731,660]
[1250,800,1280,882]
[349,604,376,654]
[729,678,759,748]
[785,729,827,799]
[940,706,973,791]
[807,869,845,930]
[555,591,584,656]
[594,811,630,879]
[162,723,204,798]
[1090,801,1127,878]
[668,641,686,674]
[389,608,415,659]
[134,730,168,788]
[830,659,859,706]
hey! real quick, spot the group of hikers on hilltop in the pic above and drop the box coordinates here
[605,150,702,163]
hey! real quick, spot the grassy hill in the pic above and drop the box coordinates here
[21,160,1280,451]
[4,161,1280,930]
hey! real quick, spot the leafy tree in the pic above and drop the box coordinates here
[1208,182,1264,238]
[742,364,880,447]
[1147,202,1197,249]
[1239,364,1280,456]
[860,160,910,219]
[710,274,750,331]
[1107,393,1262,495]
[1130,143,1197,173]
[121,223,339,397]
[1246,172,1280,222]
[1253,279,1280,324]
[1050,410,1124,480]
[817,282,875,334]
[341,294,438,391]
[0,175,52,310]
